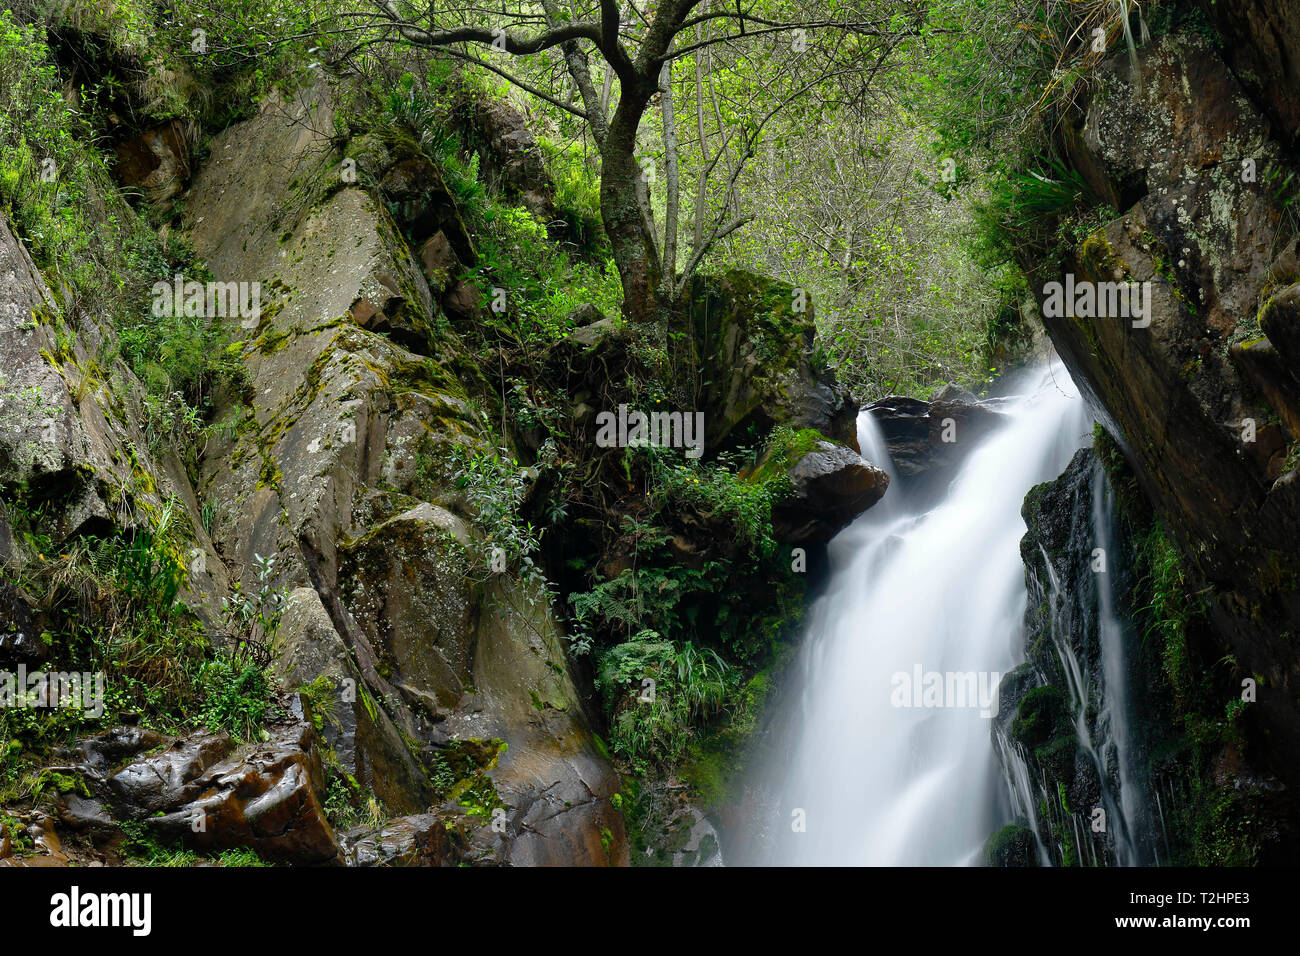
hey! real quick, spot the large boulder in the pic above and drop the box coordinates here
[343,812,455,866]
[767,440,890,544]
[31,716,342,865]
[685,270,859,452]
[340,503,479,716]
[867,396,1005,480]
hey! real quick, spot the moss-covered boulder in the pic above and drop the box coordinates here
[340,503,479,715]
[684,269,858,452]
[985,824,1039,867]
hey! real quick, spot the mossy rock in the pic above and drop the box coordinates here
[683,269,856,451]
[1011,685,1066,750]
[985,824,1039,867]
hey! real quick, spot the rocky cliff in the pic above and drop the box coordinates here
[1024,0,1300,860]
[0,27,874,863]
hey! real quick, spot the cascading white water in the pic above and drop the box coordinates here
[1090,467,1157,865]
[755,362,1094,865]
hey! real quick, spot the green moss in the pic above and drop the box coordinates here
[985,824,1038,867]
[1011,685,1065,749]
[747,426,827,487]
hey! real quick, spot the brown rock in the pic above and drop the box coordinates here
[419,231,463,290]
[142,721,341,865]
[113,120,192,203]
[442,279,483,319]
[345,813,454,866]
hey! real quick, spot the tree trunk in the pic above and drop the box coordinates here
[601,100,663,324]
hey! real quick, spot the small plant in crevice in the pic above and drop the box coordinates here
[221,552,289,648]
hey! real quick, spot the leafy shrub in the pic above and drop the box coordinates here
[197,654,270,741]
[595,630,736,767]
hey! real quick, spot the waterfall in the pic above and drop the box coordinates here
[747,362,1097,865]
[1089,464,1160,865]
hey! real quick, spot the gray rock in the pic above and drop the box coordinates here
[770,441,890,544]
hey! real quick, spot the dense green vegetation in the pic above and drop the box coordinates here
[3,0,1292,872]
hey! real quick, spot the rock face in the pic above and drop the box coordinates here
[455,90,556,222]
[994,449,1175,866]
[1197,0,1300,148]
[685,270,859,452]
[184,80,626,864]
[1040,31,1300,793]
[0,215,227,621]
[769,441,890,544]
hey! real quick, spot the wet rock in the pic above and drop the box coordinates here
[867,396,1004,480]
[108,733,236,813]
[985,824,1039,867]
[627,783,724,867]
[769,441,890,544]
[344,812,453,866]
[1044,31,1300,788]
[124,721,340,865]
[441,577,630,866]
[71,726,164,775]
[54,793,117,836]
[932,382,980,403]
